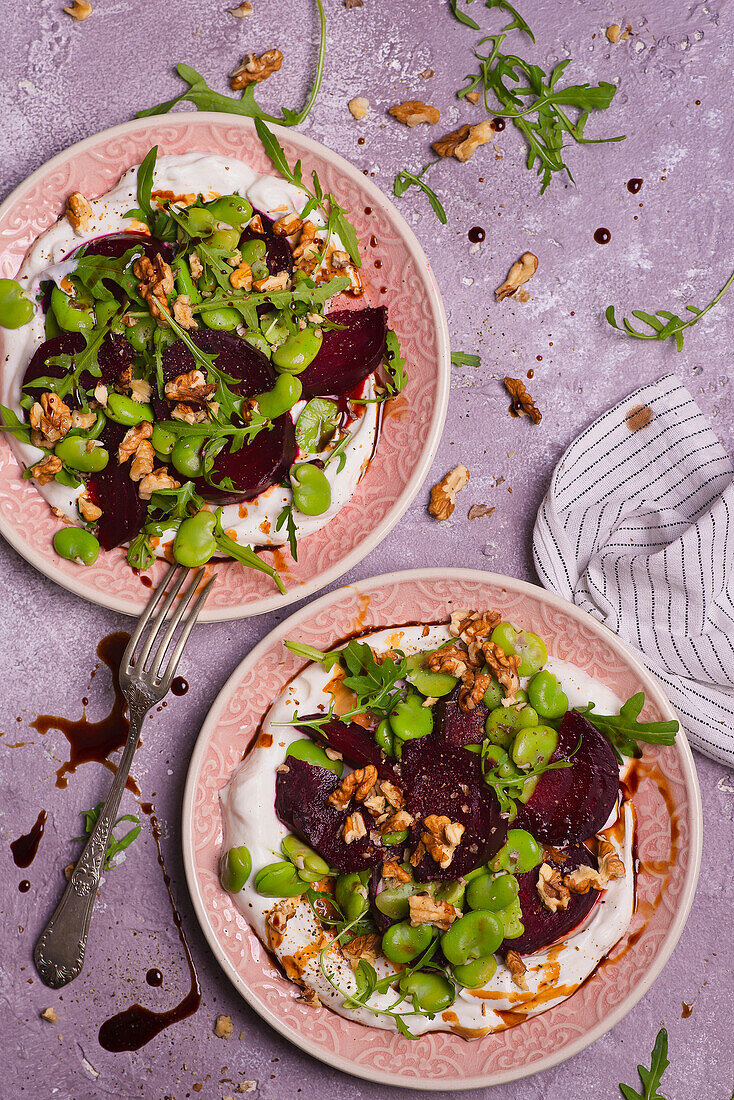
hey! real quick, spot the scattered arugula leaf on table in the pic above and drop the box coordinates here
[606,266,734,351]
[393,164,447,224]
[73,803,141,872]
[451,352,481,367]
[619,1027,670,1100]
[576,693,678,764]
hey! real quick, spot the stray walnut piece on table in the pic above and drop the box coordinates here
[432,120,496,161]
[230,49,283,89]
[496,252,538,301]
[389,101,441,127]
[505,377,542,424]
[429,464,470,521]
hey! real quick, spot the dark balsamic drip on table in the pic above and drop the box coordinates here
[98,813,201,1051]
[11,810,47,867]
[171,677,189,697]
[594,227,611,244]
[491,117,506,131]
[31,633,135,791]
[527,369,534,379]
[146,968,163,987]
[627,178,643,194]
[468,226,486,244]
[19,880,31,893]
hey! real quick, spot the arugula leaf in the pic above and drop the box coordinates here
[486,0,535,41]
[451,351,481,367]
[393,164,447,225]
[122,145,157,225]
[0,403,32,443]
[449,0,481,30]
[284,639,344,671]
[606,266,734,351]
[576,693,678,763]
[620,1028,670,1100]
[137,0,326,127]
[73,802,142,872]
[127,528,158,570]
[275,502,299,561]
[323,431,352,473]
[284,637,407,720]
[212,509,286,593]
[383,329,408,396]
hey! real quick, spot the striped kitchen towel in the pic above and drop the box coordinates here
[533,374,734,765]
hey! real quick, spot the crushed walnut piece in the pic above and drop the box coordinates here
[327,764,378,810]
[342,812,368,844]
[450,609,501,657]
[229,261,253,294]
[129,378,153,404]
[64,0,93,18]
[341,932,380,970]
[421,814,465,870]
[408,893,461,931]
[432,120,495,161]
[482,641,520,698]
[597,835,626,878]
[298,985,322,1007]
[537,863,570,913]
[273,213,303,236]
[426,644,469,678]
[30,455,62,485]
[505,950,528,991]
[606,23,631,43]
[458,669,493,713]
[505,377,542,425]
[40,1006,59,1023]
[429,464,469,521]
[129,440,156,483]
[134,253,174,323]
[138,468,181,501]
[292,221,321,271]
[265,896,300,945]
[94,382,108,406]
[172,294,198,330]
[468,503,495,521]
[64,190,93,230]
[348,96,370,120]
[379,807,414,835]
[253,271,290,293]
[164,369,215,404]
[465,91,481,105]
[229,0,253,13]
[77,492,102,522]
[388,100,440,127]
[188,252,203,279]
[377,778,404,810]
[496,251,538,301]
[70,410,96,431]
[230,49,283,89]
[214,1014,234,1038]
[171,403,206,424]
[118,421,153,464]
[345,0,363,7]
[30,392,72,445]
[382,860,411,884]
[565,839,625,893]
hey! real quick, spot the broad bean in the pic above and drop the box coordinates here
[334,870,370,922]
[527,670,569,719]
[281,834,330,883]
[491,622,548,677]
[255,374,302,420]
[173,511,217,568]
[490,829,542,875]
[440,910,504,966]
[50,285,93,332]
[105,393,154,426]
[0,278,33,328]
[485,701,540,750]
[220,845,252,893]
[207,194,253,228]
[53,526,100,566]
[254,860,305,898]
[398,971,455,1013]
[54,436,109,473]
[272,328,323,374]
[286,738,343,776]
[388,692,433,757]
[451,955,497,989]
[291,462,331,516]
[381,921,435,965]
[466,872,518,913]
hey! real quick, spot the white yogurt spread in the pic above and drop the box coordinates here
[220,625,635,1037]
[0,153,377,552]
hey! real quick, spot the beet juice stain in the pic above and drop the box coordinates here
[98,813,201,1051]
[31,633,135,790]
[11,810,47,867]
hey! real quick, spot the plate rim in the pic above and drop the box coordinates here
[0,113,451,620]
[181,566,703,1090]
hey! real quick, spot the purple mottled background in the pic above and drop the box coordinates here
[2,0,733,1097]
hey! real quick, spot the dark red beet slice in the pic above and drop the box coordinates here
[433,686,488,747]
[298,308,388,399]
[76,231,176,264]
[275,756,382,873]
[400,736,506,882]
[512,712,619,846]
[87,421,148,550]
[239,209,293,277]
[295,715,397,781]
[23,334,134,404]
[501,842,599,955]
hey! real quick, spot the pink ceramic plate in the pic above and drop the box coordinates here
[0,116,449,620]
[182,568,702,1090]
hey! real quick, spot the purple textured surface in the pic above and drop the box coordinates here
[1,1,733,1098]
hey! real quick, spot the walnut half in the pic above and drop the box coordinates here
[496,252,538,301]
[388,100,441,127]
[429,464,469,521]
[504,377,542,425]
[408,893,461,931]
[65,191,93,231]
[230,49,283,89]
[536,863,570,913]
[432,120,495,161]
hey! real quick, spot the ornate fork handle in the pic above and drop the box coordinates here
[34,691,153,989]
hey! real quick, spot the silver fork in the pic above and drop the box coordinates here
[34,563,215,989]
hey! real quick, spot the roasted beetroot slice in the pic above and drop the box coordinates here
[239,210,293,277]
[78,232,176,263]
[433,686,488,747]
[275,755,382,873]
[298,308,388,399]
[400,736,506,882]
[501,842,599,955]
[161,329,277,397]
[197,414,296,503]
[23,334,84,394]
[295,715,397,781]
[23,334,134,402]
[87,421,148,550]
[512,711,619,846]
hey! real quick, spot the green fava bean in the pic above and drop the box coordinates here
[281,834,330,883]
[50,285,93,332]
[466,872,518,913]
[441,910,504,966]
[381,828,409,846]
[485,701,540,750]
[208,225,241,252]
[490,829,542,874]
[240,238,267,265]
[0,278,34,329]
[171,437,208,478]
[255,374,302,420]
[151,423,177,457]
[220,845,252,893]
[286,738,343,776]
[105,393,154,426]
[291,462,331,517]
[481,672,504,709]
[53,526,100,566]
[261,312,289,348]
[527,670,569,719]
[452,955,497,989]
[512,725,558,770]
[186,207,217,237]
[242,329,271,358]
[254,861,305,898]
[272,328,323,374]
[335,870,370,922]
[491,622,548,677]
[374,718,394,758]
[398,971,455,1013]
[207,194,253,228]
[44,305,62,339]
[295,398,340,453]
[434,880,465,908]
[375,875,419,920]
[495,898,524,939]
[382,921,436,965]
[200,306,241,331]
[389,692,433,750]
[124,316,155,352]
[54,436,109,473]
[482,745,522,782]
[173,512,217,568]
[404,651,457,698]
